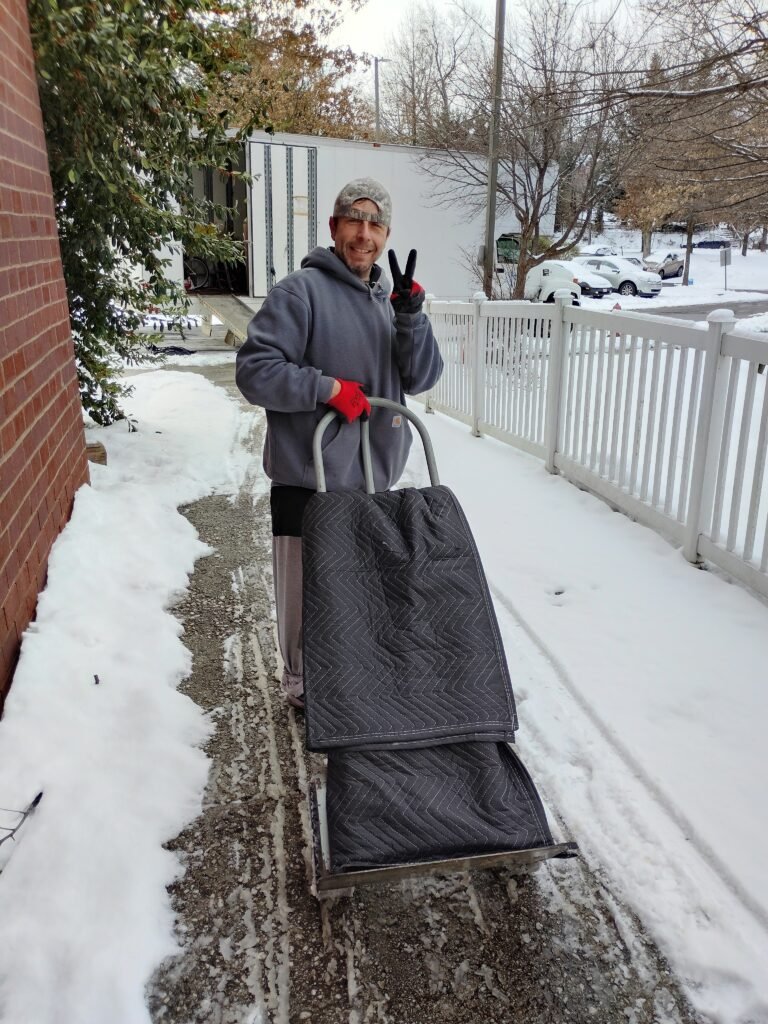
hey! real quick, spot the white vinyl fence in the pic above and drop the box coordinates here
[423,292,768,601]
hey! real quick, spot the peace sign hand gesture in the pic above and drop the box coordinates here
[388,249,426,315]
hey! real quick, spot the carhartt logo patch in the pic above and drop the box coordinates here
[391,415,402,428]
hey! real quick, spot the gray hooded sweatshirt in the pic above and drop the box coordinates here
[235,247,443,492]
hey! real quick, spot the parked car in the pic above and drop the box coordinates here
[578,245,618,257]
[572,255,662,297]
[643,250,684,278]
[523,261,581,303]
[567,263,614,298]
[693,239,732,249]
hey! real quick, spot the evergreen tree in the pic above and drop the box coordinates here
[30,0,244,424]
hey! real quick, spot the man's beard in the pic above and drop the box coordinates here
[334,246,373,281]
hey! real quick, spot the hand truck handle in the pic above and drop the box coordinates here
[312,397,440,494]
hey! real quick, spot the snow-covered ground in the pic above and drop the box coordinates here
[0,360,767,1023]
[580,241,768,313]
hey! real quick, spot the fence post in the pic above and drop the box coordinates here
[424,293,436,413]
[544,290,571,474]
[471,291,485,437]
[682,308,735,563]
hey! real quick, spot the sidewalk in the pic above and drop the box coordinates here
[144,364,707,1024]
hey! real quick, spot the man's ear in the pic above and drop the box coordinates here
[386,227,391,240]
[329,216,337,240]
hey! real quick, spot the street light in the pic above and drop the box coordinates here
[374,57,390,142]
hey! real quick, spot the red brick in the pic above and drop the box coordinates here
[1,0,88,697]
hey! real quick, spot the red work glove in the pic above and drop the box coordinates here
[388,249,425,314]
[327,379,371,422]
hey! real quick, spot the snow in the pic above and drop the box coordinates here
[1,362,768,1022]
[130,351,237,369]
[580,243,768,312]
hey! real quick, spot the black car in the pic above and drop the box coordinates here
[693,239,732,249]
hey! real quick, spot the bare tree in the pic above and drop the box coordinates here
[380,3,483,145]
[384,0,645,297]
[619,0,768,105]
[579,0,768,204]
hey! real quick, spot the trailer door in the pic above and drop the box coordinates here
[247,140,317,296]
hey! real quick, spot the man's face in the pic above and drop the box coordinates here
[329,199,390,280]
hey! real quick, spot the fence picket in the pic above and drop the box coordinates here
[563,323,578,458]
[591,327,606,471]
[618,334,637,488]
[640,340,663,503]
[536,326,547,444]
[631,338,651,496]
[600,329,616,477]
[711,359,740,543]
[653,344,675,508]
[677,348,702,523]
[727,364,758,553]
[573,324,588,460]
[665,347,688,516]
[580,324,597,465]
[744,380,768,563]
[608,333,625,481]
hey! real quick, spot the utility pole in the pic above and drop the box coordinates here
[482,0,506,299]
[374,57,390,142]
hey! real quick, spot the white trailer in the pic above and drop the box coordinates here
[245,132,556,301]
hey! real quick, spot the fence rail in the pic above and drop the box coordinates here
[423,292,768,601]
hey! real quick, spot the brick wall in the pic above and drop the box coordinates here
[0,0,88,704]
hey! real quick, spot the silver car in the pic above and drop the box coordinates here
[573,256,663,297]
[643,251,684,279]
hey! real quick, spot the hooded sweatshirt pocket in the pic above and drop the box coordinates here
[301,415,359,489]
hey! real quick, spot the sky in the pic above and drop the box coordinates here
[328,0,673,114]
[0,248,767,1022]
[328,0,498,82]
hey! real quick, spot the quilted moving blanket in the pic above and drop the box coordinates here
[326,742,554,871]
[302,486,518,752]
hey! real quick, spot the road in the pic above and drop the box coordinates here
[645,294,768,322]
[146,362,708,1024]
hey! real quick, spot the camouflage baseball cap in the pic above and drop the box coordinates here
[332,178,392,227]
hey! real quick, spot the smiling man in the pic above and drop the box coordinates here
[235,177,443,708]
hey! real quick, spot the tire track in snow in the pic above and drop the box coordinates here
[489,580,768,1018]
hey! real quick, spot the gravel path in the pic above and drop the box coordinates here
[147,362,708,1024]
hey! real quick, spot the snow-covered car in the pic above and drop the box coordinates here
[567,263,614,298]
[523,261,581,303]
[643,250,684,278]
[578,245,618,257]
[573,255,662,297]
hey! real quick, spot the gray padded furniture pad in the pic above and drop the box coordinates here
[326,742,554,871]
[302,486,518,752]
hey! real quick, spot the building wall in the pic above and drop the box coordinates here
[0,0,88,704]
